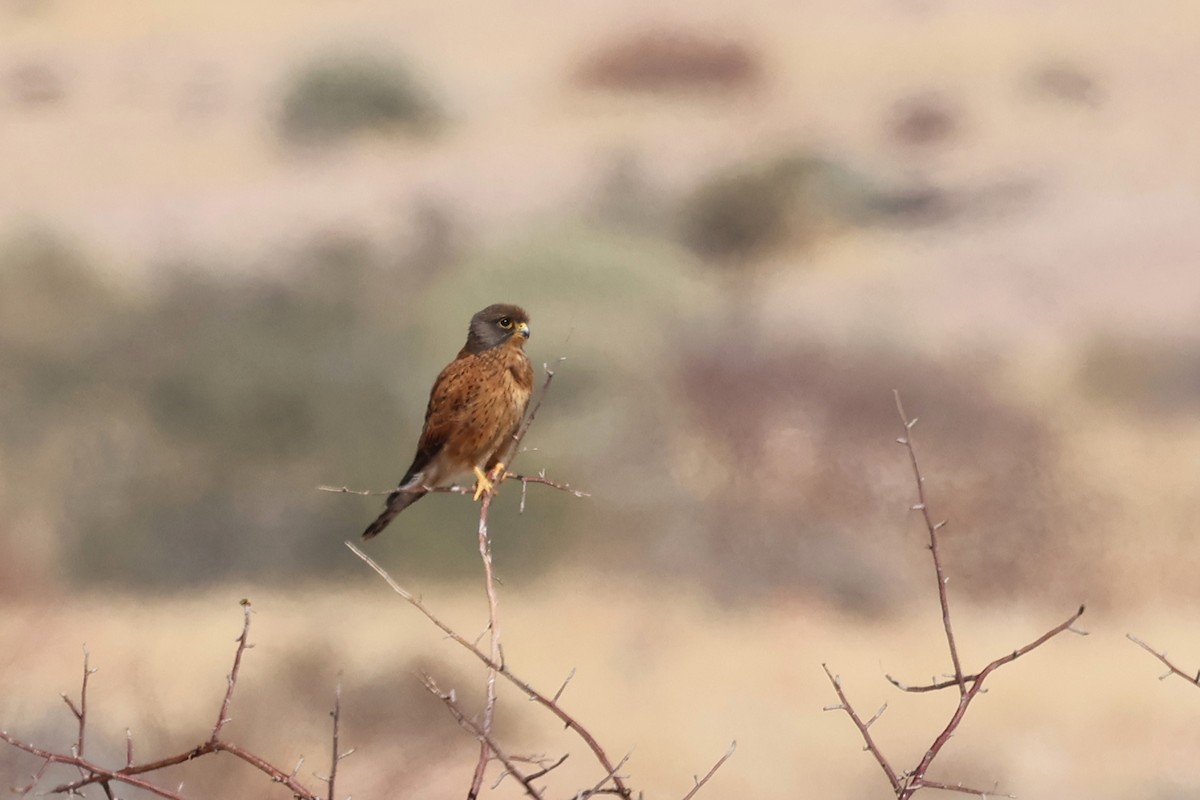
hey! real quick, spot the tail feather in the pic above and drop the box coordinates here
[361,487,427,540]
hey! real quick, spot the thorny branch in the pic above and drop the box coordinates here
[346,540,638,799]
[822,393,1087,799]
[1,603,347,800]
[1127,634,1200,688]
[822,664,900,794]
[893,391,965,694]
[422,673,558,800]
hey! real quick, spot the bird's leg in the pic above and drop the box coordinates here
[472,463,511,501]
[472,466,496,501]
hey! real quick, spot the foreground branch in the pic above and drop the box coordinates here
[346,540,637,799]
[2,604,345,800]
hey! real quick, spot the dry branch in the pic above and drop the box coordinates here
[1127,634,1200,687]
[1,603,345,800]
[893,391,965,693]
[347,540,637,799]
[680,741,737,800]
[469,491,502,800]
[422,672,557,800]
[822,393,1086,799]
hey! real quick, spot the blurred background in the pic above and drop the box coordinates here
[2,0,1199,797]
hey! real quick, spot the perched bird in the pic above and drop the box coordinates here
[362,304,534,540]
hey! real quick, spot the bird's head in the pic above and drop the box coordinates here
[463,303,531,353]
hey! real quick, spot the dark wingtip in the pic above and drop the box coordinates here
[360,489,425,540]
[360,507,394,540]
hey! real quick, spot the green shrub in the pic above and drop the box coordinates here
[277,52,439,145]
[677,152,876,264]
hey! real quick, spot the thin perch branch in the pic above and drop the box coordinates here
[346,540,633,799]
[468,492,501,800]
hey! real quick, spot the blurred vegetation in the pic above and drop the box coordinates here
[0,227,562,589]
[677,152,879,265]
[663,339,1076,611]
[277,51,440,145]
[1078,334,1200,414]
[886,91,964,150]
[573,27,763,94]
[0,141,1067,609]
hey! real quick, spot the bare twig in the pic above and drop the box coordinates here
[512,358,566,456]
[1,605,324,800]
[511,471,591,502]
[552,668,577,704]
[822,665,901,793]
[679,740,737,800]
[519,753,570,783]
[346,541,634,799]
[322,674,353,800]
[13,758,52,798]
[918,778,1013,797]
[468,492,502,800]
[579,751,631,799]
[823,395,1087,799]
[422,673,548,800]
[1127,634,1200,687]
[60,645,94,761]
[211,602,253,742]
[894,390,965,694]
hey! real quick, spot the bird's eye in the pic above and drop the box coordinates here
[498,318,513,329]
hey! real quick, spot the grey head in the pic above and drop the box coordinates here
[461,303,531,354]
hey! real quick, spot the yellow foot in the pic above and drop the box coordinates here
[472,466,496,500]
[472,463,507,501]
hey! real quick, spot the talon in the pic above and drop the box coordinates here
[472,466,496,501]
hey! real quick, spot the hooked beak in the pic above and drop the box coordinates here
[516,321,530,339]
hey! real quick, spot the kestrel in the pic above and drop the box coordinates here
[361,303,534,540]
